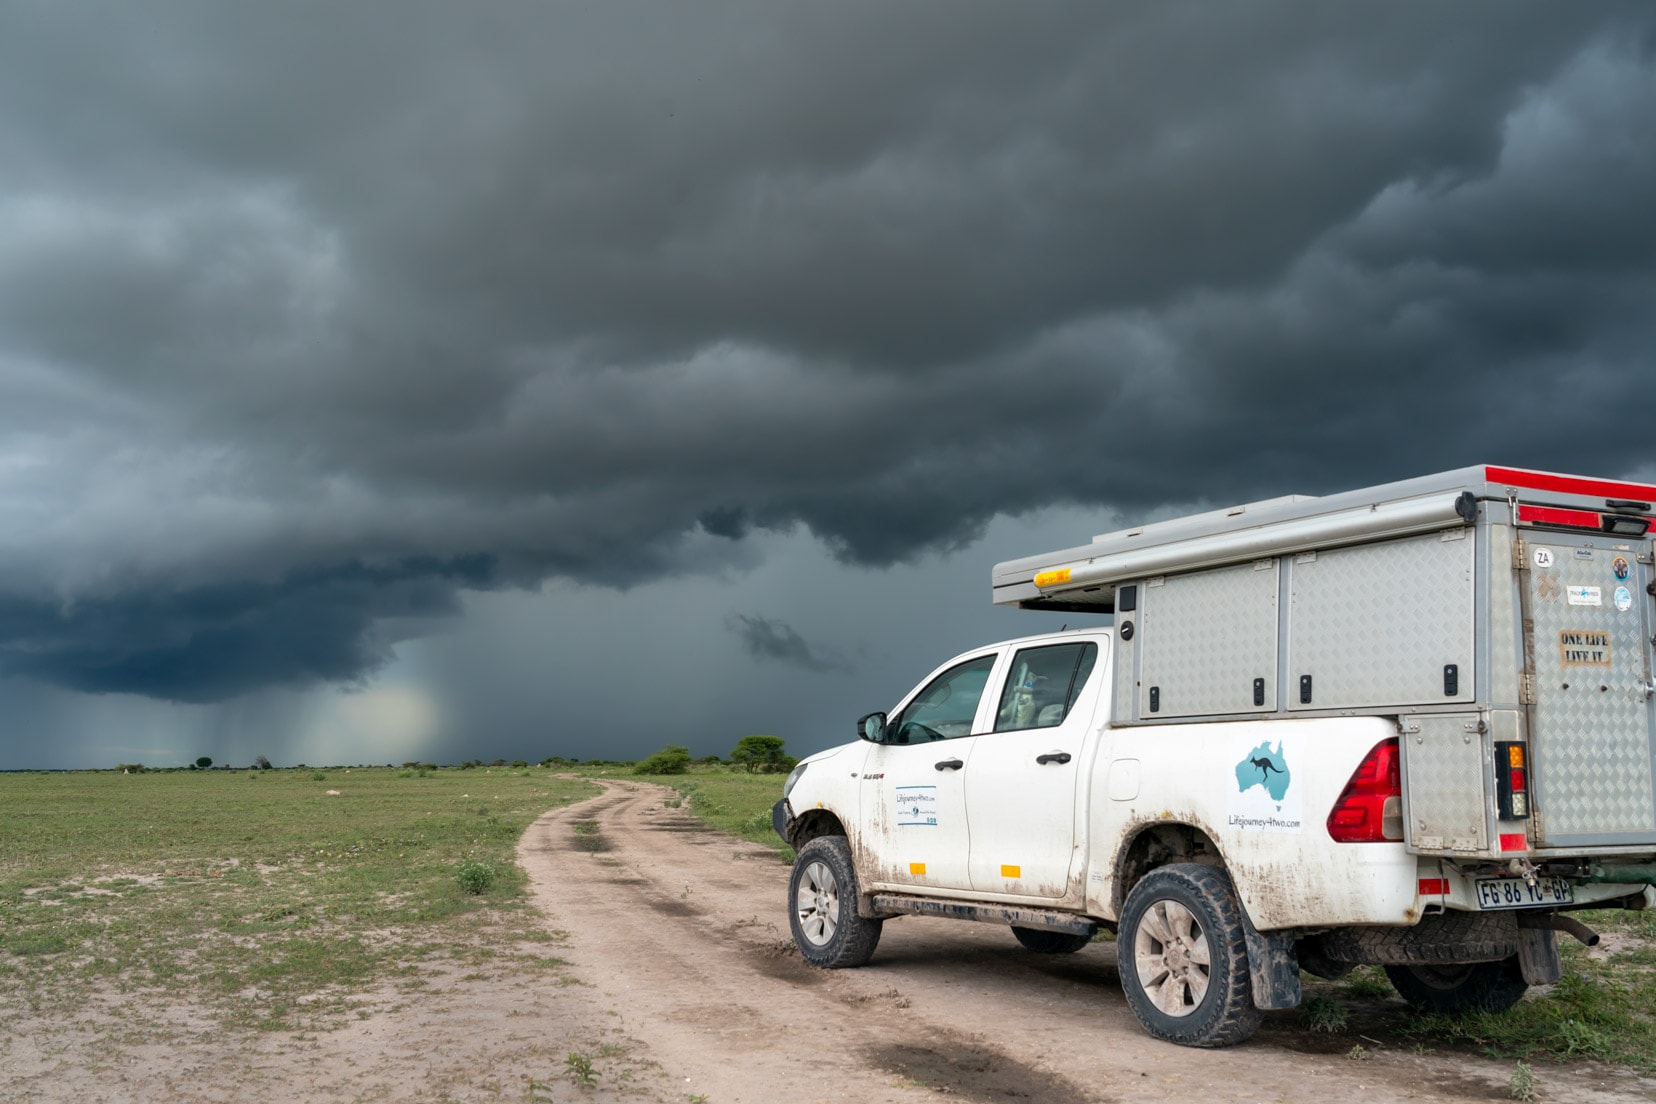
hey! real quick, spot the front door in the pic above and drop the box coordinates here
[862,651,1001,892]
[965,639,1102,898]
[1525,533,1656,846]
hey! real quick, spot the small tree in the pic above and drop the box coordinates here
[195,756,213,770]
[730,735,788,773]
[634,745,692,775]
[254,755,272,770]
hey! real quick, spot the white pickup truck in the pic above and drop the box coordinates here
[772,466,1656,1046]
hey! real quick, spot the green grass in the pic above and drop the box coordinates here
[1298,909,1656,1070]
[1395,920,1656,1069]
[0,766,596,1032]
[614,763,793,859]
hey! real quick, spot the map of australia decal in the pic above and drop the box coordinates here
[1228,740,1302,832]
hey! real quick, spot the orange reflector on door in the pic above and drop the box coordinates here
[1001,864,1021,878]
[909,862,927,876]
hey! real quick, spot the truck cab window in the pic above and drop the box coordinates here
[890,655,997,742]
[995,643,1097,732]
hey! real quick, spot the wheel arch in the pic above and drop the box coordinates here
[1111,820,1226,916]
[787,807,847,851]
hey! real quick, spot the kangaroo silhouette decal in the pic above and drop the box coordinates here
[1250,756,1284,780]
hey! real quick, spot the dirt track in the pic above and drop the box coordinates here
[10,779,1656,1102]
[517,780,1656,1104]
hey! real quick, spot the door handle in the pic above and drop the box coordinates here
[1036,751,1072,766]
[934,758,964,771]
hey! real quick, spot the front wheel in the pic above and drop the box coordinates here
[1384,958,1528,1015]
[1118,864,1262,1047]
[1011,926,1092,955]
[789,836,882,968]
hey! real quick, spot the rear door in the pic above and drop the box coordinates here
[965,639,1102,898]
[1524,533,1656,847]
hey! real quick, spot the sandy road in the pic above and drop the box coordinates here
[518,779,1656,1104]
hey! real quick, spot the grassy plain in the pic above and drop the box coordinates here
[0,766,595,1033]
[6,759,1654,1074]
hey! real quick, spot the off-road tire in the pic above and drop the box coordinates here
[1384,957,1529,1015]
[1011,926,1093,955]
[789,835,882,968]
[1118,864,1262,1048]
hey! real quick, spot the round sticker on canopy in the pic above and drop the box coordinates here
[1533,548,1554,569]
[1613,556,1630,581]
[1615,586,1633,612]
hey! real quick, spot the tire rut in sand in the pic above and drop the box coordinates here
[518,780,1107,1103]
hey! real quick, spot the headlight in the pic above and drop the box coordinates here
[783,761,809,799]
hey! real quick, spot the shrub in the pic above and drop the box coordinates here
[310,770,327,781]
[456,859,495,895]
[1301,995,1349,1034]
[634,745,692,775]
[730,735,790,773]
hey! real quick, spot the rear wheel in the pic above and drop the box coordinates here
[1011,926,1092,955]
[789,836,882,968]
[1118,864,1262,1047]
[1384,958,1528,1015]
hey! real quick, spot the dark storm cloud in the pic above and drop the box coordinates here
[727,614,851,674]
[1,1,1654,701]
[0,557,490,702]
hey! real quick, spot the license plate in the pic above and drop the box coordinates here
[1473,875,1574,910]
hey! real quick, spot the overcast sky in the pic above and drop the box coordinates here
[3,2,1655,769]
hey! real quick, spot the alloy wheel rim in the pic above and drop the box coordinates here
[1133,898,1211,1017]
[796,860,839,946]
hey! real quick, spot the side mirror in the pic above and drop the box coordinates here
[856,711,888,743]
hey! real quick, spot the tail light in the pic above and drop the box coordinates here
[1495,741,1530,819]
[1327,738,1403,842]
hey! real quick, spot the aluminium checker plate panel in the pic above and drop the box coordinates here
[1137,559,1279,719]
[1288,529,1476,711]
[1525,536,1656,845]
[1401,712,1491,854]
